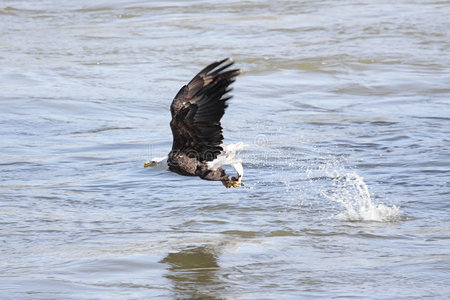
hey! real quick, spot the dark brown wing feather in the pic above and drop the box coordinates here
[170,58,240,162]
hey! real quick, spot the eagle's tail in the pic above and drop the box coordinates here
[207,142,245,183]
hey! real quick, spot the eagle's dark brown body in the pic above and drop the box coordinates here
[167,58,240,187]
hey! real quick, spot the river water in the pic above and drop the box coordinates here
[1,1,449,299]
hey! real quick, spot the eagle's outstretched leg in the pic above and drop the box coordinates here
[196,165,240,188]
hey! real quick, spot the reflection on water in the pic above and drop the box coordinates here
[161,245,224,299]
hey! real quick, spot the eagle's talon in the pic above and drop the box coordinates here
[221,179,242,189]
[230,180,241,188]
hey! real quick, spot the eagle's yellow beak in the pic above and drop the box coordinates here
[144,161,152,168]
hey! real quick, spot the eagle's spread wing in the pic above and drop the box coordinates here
[170,58,240,162]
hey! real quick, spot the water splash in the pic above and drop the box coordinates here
[322,171,401,222]
[242,126,401,222]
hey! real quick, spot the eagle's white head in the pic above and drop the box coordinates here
[144,156,168,170]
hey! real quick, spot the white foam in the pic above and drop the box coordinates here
[322,171,401,222]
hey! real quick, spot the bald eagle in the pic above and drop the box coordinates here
[144,58,244,188]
